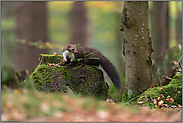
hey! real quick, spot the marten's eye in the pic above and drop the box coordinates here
[72,49,74,51]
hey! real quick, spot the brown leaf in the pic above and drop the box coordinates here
[152,99,157,105]
[178,104,182,108]
[159,87,163,90]
[160,94,164,98]
[137,101,144,104]
[167,95,171,99]
[170,98,174,103]
[158,100,164,106]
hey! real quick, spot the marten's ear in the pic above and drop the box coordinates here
[67,44,71,48]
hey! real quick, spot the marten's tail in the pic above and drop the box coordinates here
[99,55,121,91]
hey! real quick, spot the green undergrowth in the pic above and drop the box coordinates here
[122,74,182,108]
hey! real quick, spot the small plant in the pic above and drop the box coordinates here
[72,52,99,65]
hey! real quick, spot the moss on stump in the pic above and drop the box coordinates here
[29,54,109,99]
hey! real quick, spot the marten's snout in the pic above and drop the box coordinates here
[74,50,78,53]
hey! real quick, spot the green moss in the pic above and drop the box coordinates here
[142,87,160,99]
[29,65,64,91]
[133,74,182,107]
[39,54,63,65]
[160,74,182,105]
[26,54,109,99]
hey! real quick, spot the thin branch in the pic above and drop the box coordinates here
[125,95,142,105]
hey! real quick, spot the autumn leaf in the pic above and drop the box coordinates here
[158,100,164,107]
[159,87,163,90]
[52,52,59,56]
[45,42,50,45]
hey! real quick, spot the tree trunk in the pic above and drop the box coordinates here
[70,1,88,46]
[150,2,170,85]
[150,2,169,58]
[156,2,169,57]
[121,1,153,96]
[15,1,48,71]
[1,1,16,17]
[176,2,182,44]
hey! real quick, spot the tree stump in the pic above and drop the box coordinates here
[30,54,109,99]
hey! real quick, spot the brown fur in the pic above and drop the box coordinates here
[63,44,121,91]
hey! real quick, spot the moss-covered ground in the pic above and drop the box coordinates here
[122,74,182,109]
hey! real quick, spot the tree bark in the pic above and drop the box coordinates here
[121,1,153,95]
[156,2,169,57]
[150,2,169,58]
[1,1,16,17]
[15,1,48,71]
[176,2,182,44]
[150,2,170,85]
[70,1,88,46]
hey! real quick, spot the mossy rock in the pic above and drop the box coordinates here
[135,73,182,107]
[28,54,109,100]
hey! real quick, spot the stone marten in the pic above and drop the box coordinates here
[63,44,121,91]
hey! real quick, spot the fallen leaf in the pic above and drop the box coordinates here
[173,61,179,65]
[53,52,58,56]
[152,99,157,105]
[163,99,170,102]
[178,104,182,108]
[170,98,174,103]
[159,87,163,90]
[158,100,164,106]
[137,101,144,104]
[167,95,170,99]
[160,94,164,98]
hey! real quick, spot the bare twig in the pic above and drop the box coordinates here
[163,76,173,81]
[125,95,142,105]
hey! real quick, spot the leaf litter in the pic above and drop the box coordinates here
[1,86,182,122]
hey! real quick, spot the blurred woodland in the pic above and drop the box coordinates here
[1,1,182,72]
[1,0,182,93]
[1,1,182,122]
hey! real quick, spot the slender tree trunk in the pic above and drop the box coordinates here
[70,1,88,46]
[16,1,48,71]
[176,3,182,44]
[121,1,154,95]
[149,2,158,60]
[1,1,15,17]
[150,2,169,85]
[150,2,169,58]
[156,2,169,57]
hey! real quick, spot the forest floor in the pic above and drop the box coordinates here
[1,86,182,122]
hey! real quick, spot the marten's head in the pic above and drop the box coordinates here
[66,44,78,53]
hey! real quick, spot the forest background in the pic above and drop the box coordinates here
[1,1,182,88]
[1,1,182,122]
